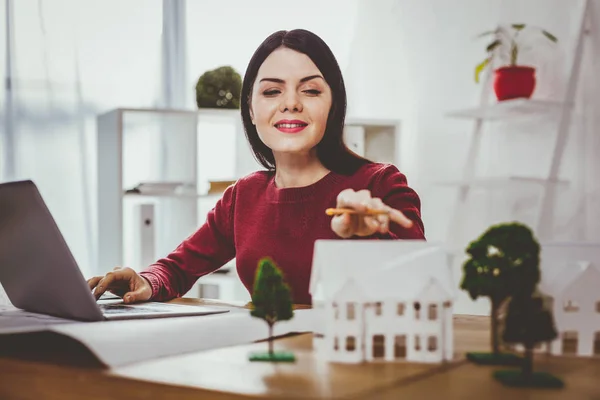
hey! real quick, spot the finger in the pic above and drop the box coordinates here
[368,198,390,232]
[336,189,371,211]
[389,209,414,228]
[331,213,354,238]
[93,270,129,299]
[122,287,146,304]
[87,276,102,291]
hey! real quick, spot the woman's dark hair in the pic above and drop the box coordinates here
[240,29,372,175]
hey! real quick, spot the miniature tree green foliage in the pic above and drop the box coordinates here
[494,292,563,388]
[249,257,295,362]
[195,66,242,109]
[460,222,541,363]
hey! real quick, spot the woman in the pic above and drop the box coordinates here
[88,29,425,305]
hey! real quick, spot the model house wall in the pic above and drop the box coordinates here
[310,240,455,364]
[539,243,600,357]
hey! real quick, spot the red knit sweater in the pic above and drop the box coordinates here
[139,162,425,305]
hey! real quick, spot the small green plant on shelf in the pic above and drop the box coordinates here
[460,221,541,366]
[494,291,563,389]
[195,65,242,109]
[474,24,558,100]
[248,257,296,362]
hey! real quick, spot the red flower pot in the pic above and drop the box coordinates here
[493,66,536,101]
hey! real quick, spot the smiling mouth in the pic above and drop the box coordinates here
[274,122,308,133]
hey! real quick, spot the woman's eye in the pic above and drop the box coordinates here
[262,89,280,96]
[304,89,321,95]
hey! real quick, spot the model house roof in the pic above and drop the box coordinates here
[309,239,455,302]
[539,243,600,297]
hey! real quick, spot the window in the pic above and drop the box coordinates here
[334,336,339,351]
[594,332,600,356]
[443,301,452,308]
[375,302,382,316]
[596,301,600,313]
[372,335,385,358]
[346,336,356,351]
[563,300,579,312]
[428,304,437,320]
[562,331,578,354]
[333,302,339,319]
[414,335,421,351]
[347,303,356,320]
[414,302,421,319]
[394,335,406,358]
[397,303,405,316]
[428,336,437,351]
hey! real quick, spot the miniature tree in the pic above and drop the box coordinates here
[494,292,563,388]
[249,257,295,362]
[460,222,541,365]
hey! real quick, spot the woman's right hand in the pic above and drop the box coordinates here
[87,266,152,304]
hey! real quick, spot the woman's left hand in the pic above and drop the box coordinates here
[330,188,414,238]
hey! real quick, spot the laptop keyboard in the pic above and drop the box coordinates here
[98,303,154,314]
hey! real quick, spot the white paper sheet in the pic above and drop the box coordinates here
[0,305,74,334]
[0,305,318,367]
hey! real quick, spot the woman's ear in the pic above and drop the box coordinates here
[249,107,255,125]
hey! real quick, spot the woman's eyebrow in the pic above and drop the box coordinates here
[259,75,324,84]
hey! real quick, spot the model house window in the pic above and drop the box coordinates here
[596,301,600,313]
[443,301,452,308]
[394,335,406,358]
[414,335,421,351]
[563,300,579,312]
[428,304,437,320]
[347,303,356,320]
[594,332,600,356]
[562,331,578,355]
[372,335,385,358]
[346,336,356,351]
[428,336,437,351]
[375,302,382,316]
[414,302,421,319]
[333,302,339,319]
[397,303,405,315]
[334,336,339,351]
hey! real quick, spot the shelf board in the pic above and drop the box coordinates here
[123,191,216,199]
[446,99,568,120]
[435,176,570,189]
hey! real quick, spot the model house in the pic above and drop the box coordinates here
[309,240,455,364]
[538,243,600,358]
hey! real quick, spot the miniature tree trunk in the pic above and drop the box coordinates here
[491,297,500,356]
[268,321,274,356]
[523,344,534,380]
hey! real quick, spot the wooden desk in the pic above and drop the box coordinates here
[1,299,599,400]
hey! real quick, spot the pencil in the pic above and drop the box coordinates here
[325,208,389,216]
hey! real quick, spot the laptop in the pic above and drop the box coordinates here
[0,180,229,321]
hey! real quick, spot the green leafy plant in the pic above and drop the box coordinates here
[494,291,563,388]
[475,24,558,83]
[249,257,295,362]
[460,222,541,365]
[195,66,242,109]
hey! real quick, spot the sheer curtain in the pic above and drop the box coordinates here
[0,0,163,307]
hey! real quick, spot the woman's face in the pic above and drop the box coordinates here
[250,47,333,158]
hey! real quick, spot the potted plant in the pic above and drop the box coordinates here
[474,24,558,101]
[195,65,242,109]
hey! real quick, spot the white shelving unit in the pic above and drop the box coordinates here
[97,108,202,274]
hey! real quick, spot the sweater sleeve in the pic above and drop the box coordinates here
[138,184,237,301]
[370,164,426,240]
